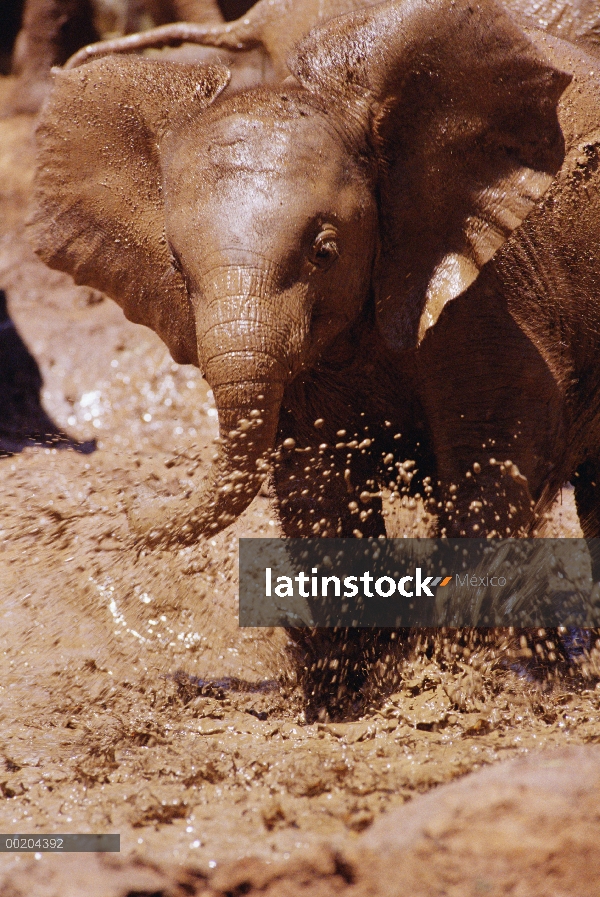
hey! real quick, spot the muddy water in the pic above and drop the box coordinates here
[1,80,600,894]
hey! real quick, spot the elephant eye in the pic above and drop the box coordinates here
[310,227,339,269]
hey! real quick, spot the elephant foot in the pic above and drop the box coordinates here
[289,628,406,722]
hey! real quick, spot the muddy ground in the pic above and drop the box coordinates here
[1,76,600,895]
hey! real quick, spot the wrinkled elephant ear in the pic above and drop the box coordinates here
[28,56,230,364]
[289,0,570,349]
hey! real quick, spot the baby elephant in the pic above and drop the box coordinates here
[30,0,600,555]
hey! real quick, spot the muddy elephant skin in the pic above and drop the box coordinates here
[29,0,600,553]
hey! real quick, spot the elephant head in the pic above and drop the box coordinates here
[30,0,569,545]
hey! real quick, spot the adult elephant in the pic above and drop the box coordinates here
[30,0,600,555]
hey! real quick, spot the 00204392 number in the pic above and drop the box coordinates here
[3,837,63,850]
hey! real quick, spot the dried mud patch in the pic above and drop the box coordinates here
[0,80,599,895]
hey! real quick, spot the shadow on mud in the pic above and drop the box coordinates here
[0,288,95,456]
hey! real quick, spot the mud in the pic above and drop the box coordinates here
[1,78,600,895]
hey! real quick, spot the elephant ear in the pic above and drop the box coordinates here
[289,0,570,349]
[29,56,230,364]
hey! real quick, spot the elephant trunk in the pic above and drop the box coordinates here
[187,374,285,536]
[129,270,299,546]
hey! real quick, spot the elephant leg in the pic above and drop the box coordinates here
[1,1,24,75]
[414,283,565,539]
[6,0,99,113]
[432,456,536,538]
[271,405,399,719]
[272,437,391,718]
[272,431,386,539]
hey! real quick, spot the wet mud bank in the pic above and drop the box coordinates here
[1,80,600,895]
